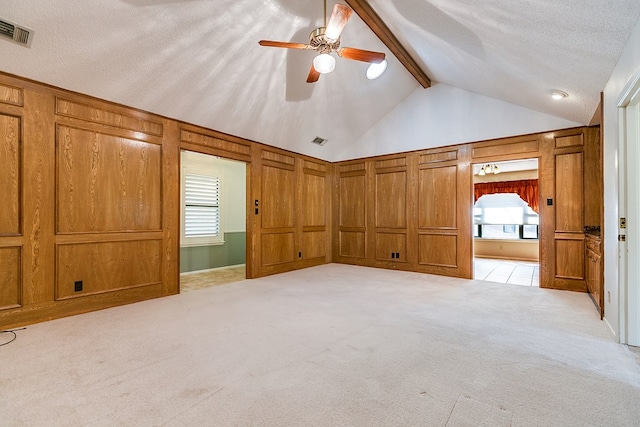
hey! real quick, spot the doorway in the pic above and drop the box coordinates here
[472,159,540,287]
[619,76,640,346]
[179,150,247,292]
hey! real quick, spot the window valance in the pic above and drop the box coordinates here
[474,179,539,213]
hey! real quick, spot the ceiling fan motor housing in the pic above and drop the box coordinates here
[310,27,340,53]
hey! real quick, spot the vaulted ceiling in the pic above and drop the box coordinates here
[1,1,639,161]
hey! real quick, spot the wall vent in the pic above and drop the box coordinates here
[0,19,33,47]
[311,136,328,146]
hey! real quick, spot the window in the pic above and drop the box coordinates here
[522,224,539,239]
[181,169,223,246]
[473,193,539,240]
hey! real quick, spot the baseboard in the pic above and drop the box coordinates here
[603,316,618,341]
[180,263,246,276]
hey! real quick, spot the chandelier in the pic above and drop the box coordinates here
[478,164,500,176]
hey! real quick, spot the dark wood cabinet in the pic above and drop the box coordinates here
[585,235,603,318]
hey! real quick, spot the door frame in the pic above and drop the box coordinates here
[617,72,640,346]
[470,157,542,283]
[178,149,251,284]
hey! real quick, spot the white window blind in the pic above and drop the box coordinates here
[184,173,220,238]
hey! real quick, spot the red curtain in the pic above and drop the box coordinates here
[474,179,539,213]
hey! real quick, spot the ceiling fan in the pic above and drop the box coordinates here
[258,1,386,83]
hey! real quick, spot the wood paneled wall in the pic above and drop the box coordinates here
[249,146,333,277]
[0,70,600,328]
[334,127,601,291]
[0,72,331,329]
[333,146,473,278]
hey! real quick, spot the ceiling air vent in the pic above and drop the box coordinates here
[0,19,33,47]
[311,136,328,146]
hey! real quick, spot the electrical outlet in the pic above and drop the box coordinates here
[74,280,83,292]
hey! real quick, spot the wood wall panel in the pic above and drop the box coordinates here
[555,134,583,148]
[375,232,406,262]
[56,126,162,233]
[473,139,538,158]
[161,119,180,296]
[0,113,21,234]
[419,234,457,267]
[375,170,406,228]
[180,127,252,160]
[0,83,23,107]
[420,150,457,164]
[376,157,406,169]
[583,128,602,227]
[303,172,326,227]
[56,98,163,136]
[261,164,295,228]
[253,146,330,277]
[0,247,21,309]
[304,160,327,173]
[555,238,585,280]
[303,231,326,259]
[334,147,472,278]
[339,162,366,173]
[262,149,295,166]
[339,231,366,258]
[261,233,295,265]
[22,88,56,306]
[339,174,366,227]
[418,165,457,229]
[555,152,583,232]
[56,239,161,300]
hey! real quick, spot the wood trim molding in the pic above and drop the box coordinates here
[344,0,431,88]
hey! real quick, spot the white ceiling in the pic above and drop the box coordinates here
[1,1,638,162]
[472,159,538,175]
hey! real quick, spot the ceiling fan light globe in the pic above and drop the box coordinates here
[313,53,336,74]
[366,59,387,80]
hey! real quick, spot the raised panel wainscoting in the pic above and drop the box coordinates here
[0,70,602,328]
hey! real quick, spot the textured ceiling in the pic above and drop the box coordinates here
[366,0,640,125]
[1,1,639,161]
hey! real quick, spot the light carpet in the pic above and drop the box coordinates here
[1,264,638,426]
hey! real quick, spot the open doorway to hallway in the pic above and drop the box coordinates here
[179,151,247,292]
[472,159,540,287]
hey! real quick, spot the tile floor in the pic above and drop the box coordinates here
[180,265,246,292]
[474,258,540,287]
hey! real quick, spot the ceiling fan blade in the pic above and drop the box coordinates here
[306,64,320,83]
[259,40,311,50]
[338,47,385,63]
[325,4,353,42]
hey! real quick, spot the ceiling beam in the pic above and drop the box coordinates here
[344,0,431,88]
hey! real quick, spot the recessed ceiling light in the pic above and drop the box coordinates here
[366,60,387,80]
[552,90,569,100]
